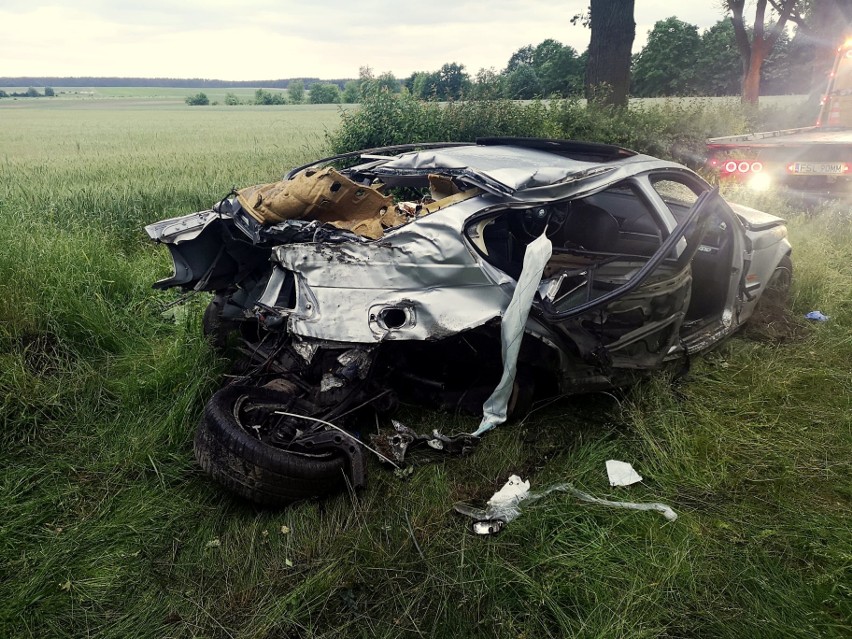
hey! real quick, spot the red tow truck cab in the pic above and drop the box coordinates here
[706,37,852,193]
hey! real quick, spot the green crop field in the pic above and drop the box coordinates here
[1,98,850,638]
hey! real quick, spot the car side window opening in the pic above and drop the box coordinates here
[649,174,736,324]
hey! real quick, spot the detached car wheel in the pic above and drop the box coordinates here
[194,386,359,506]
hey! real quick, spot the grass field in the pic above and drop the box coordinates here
[1,98,850,638]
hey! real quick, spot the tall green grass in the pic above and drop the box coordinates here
[1,100,849,638]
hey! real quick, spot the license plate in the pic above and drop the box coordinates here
[787,162,847,175]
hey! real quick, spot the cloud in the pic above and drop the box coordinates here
[0,1,728,79]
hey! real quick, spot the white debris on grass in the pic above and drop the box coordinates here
[606,460,643,486]
[455,473,677,535]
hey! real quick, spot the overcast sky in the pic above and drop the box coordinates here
[0,1,729,80]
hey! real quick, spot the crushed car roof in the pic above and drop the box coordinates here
[376,145,620,193]
[293,138,694,202]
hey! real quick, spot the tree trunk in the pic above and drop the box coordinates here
[741,54,764,104]
[585,0,635,107]
[727,0,797,105]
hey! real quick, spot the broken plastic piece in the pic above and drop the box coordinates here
[454,475,677,535]
[473,230,553,437]
[487,474,530,509]
[805,310,829,321]
[471,519,505,535]
[606,460,643,486]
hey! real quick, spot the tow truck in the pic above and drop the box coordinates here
[706,37,852,194]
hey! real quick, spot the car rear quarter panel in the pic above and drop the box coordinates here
[269,196,517,343]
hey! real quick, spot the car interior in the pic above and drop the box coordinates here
[465,178,736,333]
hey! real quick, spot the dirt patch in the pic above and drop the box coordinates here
[743,294,809,344]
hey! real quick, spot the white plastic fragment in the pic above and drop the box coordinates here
[473,230,553,437]
[454,474,677,535]
[487,475,530,507]
[606,460,643,486]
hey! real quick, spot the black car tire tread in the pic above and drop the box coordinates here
[194,386,348,505]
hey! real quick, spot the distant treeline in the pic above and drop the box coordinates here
[0,77,353,89]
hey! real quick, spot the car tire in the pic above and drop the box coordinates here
[773,253,792,286]
[761,254,793,306]
[194,386,350,506]
[747,254,795,342]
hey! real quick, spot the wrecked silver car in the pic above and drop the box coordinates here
[146,138,792,505]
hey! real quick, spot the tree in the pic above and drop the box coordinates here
[632,17,702,97]
[726,0,799,104]
[288,79,304,104]
[697,19,742,96]
[434,63,470,100]
[505,45,535,73]
[43,86,55,97]
[254,88,285,105]
[761,28,796,93]
[408,71,440,98]
[471,67,505,100]
[536,42,584,96]
[585,0,635,106]
[373,72,400,95]
[184,92,209,106]
[359,69,400,99]
[342,80,360,103]
[26,87,40,97]
[503,39,584,97]
[504,65,543,99]
[309,83,341,104]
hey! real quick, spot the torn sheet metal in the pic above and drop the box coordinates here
[454,475,677,535]
[268,195,518,344]
[291,339,319,363]
[472,230,553,437]
[606,460,643,486]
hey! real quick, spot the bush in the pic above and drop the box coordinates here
[309,83,341,104]
[546,98,748,166]
[254,89,286,105]
[328,91,556,152]
[288,79,304,104]
[327,92,778,167]
[224,93,241,106]
[44,86,55,97]
[184,92,209,106]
